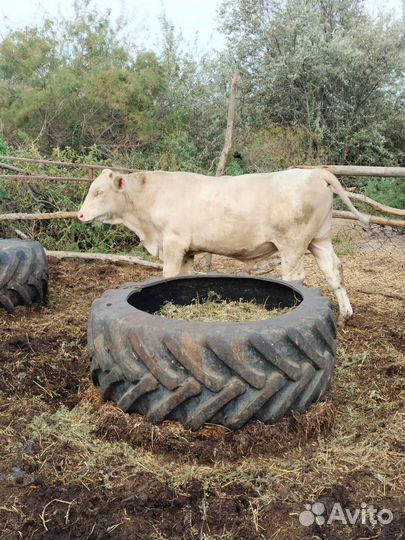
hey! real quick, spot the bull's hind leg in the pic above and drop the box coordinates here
[309,237,352,326]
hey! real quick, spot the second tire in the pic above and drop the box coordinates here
[0,239,48,313]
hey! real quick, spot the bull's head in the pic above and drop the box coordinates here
[78,169,127,223]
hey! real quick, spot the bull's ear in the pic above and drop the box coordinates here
[113,175,125,191]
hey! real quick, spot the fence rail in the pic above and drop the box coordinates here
[0,157,404,227]
[0,174,92,183]
[1,157,403,279]
[0,155,139,184]
[0,210,403,227]
[295,164,405,177]
[0,155,136,173]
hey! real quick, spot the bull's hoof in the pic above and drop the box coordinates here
[337,314,352,328]
[88,274,336,430]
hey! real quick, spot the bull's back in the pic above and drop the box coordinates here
[148,169,332,255]
[184,169,330,222]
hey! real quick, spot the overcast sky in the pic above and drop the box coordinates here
[0,0,402,53]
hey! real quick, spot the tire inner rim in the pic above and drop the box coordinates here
[127,276,303,317]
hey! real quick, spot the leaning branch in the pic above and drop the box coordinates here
[6,225,29,240]
[0,162,28,174]
[346,192,405,217]
[45,250,163,269]
[333,210,405,228]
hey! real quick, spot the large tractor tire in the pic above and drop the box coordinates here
[0,239,48,312]
[88,275,336,430]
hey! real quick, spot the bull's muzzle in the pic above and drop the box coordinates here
[77,212,92,222]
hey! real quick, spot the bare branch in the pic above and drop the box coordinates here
[7,225,29,239]
[333,210,405,228]
[0,162,28,174]
[45,250,162,269]
[346,192,405,217]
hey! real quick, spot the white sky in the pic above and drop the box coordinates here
[0,0,402,53]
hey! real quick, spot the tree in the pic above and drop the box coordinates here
[218,0,405,165]
[0,2,167,153]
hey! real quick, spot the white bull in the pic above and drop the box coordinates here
[78,168,368,325]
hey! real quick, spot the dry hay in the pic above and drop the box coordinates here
[0,235,404,540]
[156,292,293,322]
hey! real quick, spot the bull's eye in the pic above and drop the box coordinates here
[95,189,104,197]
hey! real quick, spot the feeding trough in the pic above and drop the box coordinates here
[88,274,336,430]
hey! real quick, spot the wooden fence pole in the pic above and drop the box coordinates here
[216,70,241,177]
[200,70,241,273]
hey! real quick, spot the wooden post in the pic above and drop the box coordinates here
[216,70,241,177]
[200,70,241,273]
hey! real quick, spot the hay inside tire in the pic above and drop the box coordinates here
[88,274,337,430]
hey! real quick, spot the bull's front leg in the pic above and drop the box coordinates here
[162,235,188,277]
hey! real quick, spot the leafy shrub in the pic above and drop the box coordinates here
[363,178,405,210]
[130,133,206,173]
[224,158,244,176]
[235,127,308,173]
[0,145,138,253]
[0,136,8,158]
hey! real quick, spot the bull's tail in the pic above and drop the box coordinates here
[320,170,370,225]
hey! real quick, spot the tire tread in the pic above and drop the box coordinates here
[0,240,48,312]
[88,277,336,430]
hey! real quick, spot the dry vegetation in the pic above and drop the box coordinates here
[0,225,404,540]
[156,294,293,322]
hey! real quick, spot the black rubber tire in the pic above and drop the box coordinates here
[88,275,336,430]
[0,239,48,312]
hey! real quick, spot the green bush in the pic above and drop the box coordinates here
[363,178,405,210]
[0,145,139,253]
[130,133,206,173]
[224,158,244,176]
[234,127,308,173]
[0,136,8,158]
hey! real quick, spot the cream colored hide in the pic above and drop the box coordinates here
[78,168,368,325]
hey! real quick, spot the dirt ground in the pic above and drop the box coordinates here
[0,229,404,540]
